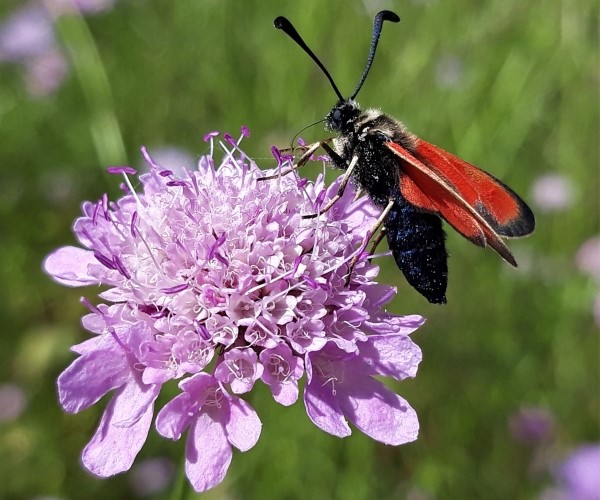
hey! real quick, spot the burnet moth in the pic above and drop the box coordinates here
[272,11,535,304]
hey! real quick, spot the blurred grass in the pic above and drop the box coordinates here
[0,0,598,498]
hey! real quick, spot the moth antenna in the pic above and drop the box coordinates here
[349,10,400,100]
[274,16,345,102]
[291,118,326,148]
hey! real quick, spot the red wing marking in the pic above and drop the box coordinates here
[385,141,517,266]
[413,140,535,237]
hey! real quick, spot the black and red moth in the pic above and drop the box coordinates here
[274,11,535,304]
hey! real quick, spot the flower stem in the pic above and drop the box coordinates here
[48,2,128,169]
[169,456,187,500]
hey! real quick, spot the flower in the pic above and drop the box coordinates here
[542,444,600,500]
[0,383,27,422]
[0,5,55,62]
[0,1,118,97]
[508,407,555,446]
[576,236,600,281]
[558,445,600,499]
[129,457,175,497]
[43,129,424,492]
[530,173,576,213]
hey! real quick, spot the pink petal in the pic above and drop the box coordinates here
[272,380,299,406]
[57,349,128,413]
[43,246,99,286]
[155,393,193,440]
[360,334,422,380]
[111,377,160,427]
[225,397,261,452]
[339,375,419,445]
[185,412,232,493]
[365,314,425,336]
[81,385,156,476]
[303,358,351,438]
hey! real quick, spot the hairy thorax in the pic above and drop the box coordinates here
[332,107,417,206]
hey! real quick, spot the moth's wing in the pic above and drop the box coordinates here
[413,140,535,238]
[385,141,517,266]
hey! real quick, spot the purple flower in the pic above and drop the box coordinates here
[544,444,600,500]
[43,130,424,492]
[0,5,55,62]
[0,3,67,98]
[0,1,119,97]
[559,445,600,499]
[260,343,303,405]
[508,407,555,446]
[0,383,27,422]
[215,349,263,394]
[576,236,600,281]
[156,373,261,492]
[23,47,68,97]
[531,173,576,213]
[129,457,175,497]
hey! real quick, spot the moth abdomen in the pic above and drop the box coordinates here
[385,195,448,304]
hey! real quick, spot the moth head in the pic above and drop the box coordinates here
[326,100,361,133]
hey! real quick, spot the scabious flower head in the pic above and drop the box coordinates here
[0,383,27,422]
[508,407,555,446]
[557,444,600,499]
[576,236,600,282]
[0,4,55,62]
[530,172,576,213]
[542,444,600,500]
[43,129,424,492]
[129,457,175,497]
[0,1,118,97]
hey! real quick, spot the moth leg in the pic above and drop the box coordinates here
[319,141,349,170]
[353,187,365,203]
[257,141,320,181]
[257,137,343,181]
[302,153,359,219]
[345,198,395,285]
[368,225,387,255]
[276,145,309,156]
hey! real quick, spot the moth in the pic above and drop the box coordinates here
[272,11,535,304]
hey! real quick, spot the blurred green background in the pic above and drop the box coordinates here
[0,0,598,498]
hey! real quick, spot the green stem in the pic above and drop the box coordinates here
[169,457,188,500]
[49,3,127,169]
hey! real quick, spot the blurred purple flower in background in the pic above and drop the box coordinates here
[129,457,175,497]
[530,173,576,213]
[576,237,600,282]
[509,407,555,446]
[0,0,117,97]
[43,130,424,492]
[0,5,55,62]
[23,47,68,97]
[543,444,600,500]
[0,383,27,422]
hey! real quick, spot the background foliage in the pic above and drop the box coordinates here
[0,0,598,498]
